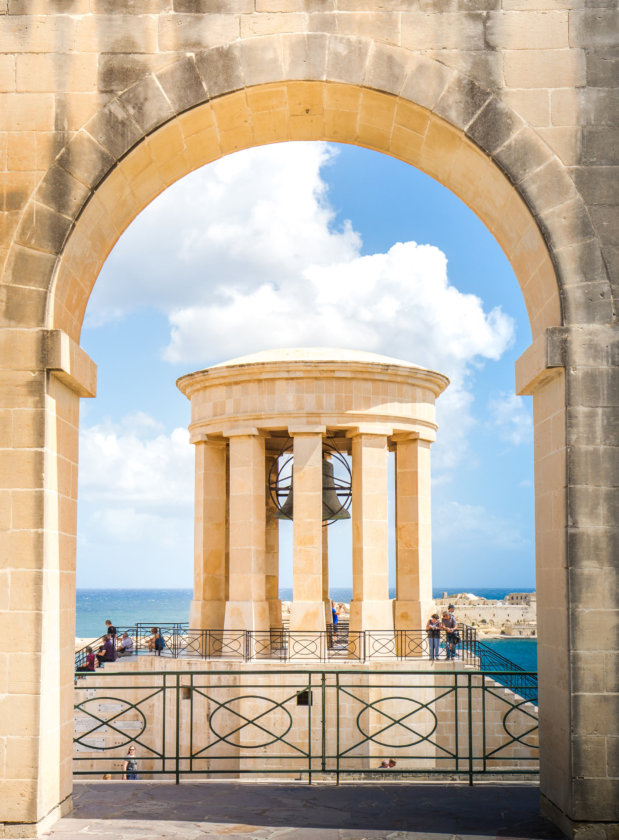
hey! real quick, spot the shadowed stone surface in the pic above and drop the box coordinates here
[43,782,565,840]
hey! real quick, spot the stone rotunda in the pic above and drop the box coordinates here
[177,348,449,639]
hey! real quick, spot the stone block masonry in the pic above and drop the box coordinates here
[0,4,616,838]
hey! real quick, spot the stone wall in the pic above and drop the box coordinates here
[0,3,616,838]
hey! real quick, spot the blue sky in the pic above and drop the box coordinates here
[77,141,534,591]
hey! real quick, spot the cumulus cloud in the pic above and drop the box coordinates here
[79,416,193,512]
[488,392,533,446]
[88,142,515,476]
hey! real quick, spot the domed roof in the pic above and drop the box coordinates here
[212,347,428,370]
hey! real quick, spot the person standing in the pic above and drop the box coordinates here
[105,619,117,640]
[442,607,458,660]
[426,614,441,661]
[331,602,340,635]
[122,746,138,780]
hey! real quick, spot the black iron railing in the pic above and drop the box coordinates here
[73,667,539,784]
[76,625,479,667]
[474,638,538,702]
[75,622,536,701]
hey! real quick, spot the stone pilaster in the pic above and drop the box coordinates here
[223,432,269,633]
[289,428,326,633]
[348,431,394,633]
[189,436,227,630]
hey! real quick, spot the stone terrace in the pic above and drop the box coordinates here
[42,781,564,840]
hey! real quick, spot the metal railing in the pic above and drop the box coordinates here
[75,622,535,701]
[73,667,539,784]
[474,638,538,703]
[76,624,479,667]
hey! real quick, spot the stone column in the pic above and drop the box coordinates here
[322,525,332,627]
[289,427,326,633]
[189,436,227,630]
[223,432,269,633]
[393,435,434,633]
[348,431,394,633]
[265,454,282,629]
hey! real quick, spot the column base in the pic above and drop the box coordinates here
[393,599,435,630]
[349,599,394,633]
[189,599,226,630]
[2,791,73,838]
[290,601,326,633]
[224,600,270,633]
[540,792,619,840]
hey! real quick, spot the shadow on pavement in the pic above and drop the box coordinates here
[65,782,565,839]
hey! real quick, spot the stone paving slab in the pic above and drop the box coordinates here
[38,782,565,840]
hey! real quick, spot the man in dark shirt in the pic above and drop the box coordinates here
[96,636,117,666]
[105,619,117,639]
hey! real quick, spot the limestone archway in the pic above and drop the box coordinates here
[0,30,616,840]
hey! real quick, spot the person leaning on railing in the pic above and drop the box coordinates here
[426,614,441,661]
[442,606,460,660]
[147,627,165,655]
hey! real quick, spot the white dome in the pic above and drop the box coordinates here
[212,347,428,370]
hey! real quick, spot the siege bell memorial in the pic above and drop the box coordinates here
[0,2,616,837]
[176,348,449,639]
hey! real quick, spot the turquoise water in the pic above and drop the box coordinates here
[76,587,537,671]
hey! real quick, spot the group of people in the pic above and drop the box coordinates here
[76,621,165,673]
[378,758,397,769]
[426,604,460,660]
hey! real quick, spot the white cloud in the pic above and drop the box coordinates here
[79,416,193,513]
[433,501,529,551]
[88,142,516,475]
[488,392,533,446]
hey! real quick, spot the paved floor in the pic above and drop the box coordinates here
[41,782,565,840]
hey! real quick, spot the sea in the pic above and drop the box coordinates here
[76,586,537,672]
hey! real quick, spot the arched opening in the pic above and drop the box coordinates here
[5,70,590,834]
[44,79,563,810]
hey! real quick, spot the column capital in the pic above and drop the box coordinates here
[391,432,420,443]
[222,426,261,438]
[346,424,393,438]
[391,432,435,446]
[288,424,326,435]
[190,432,227,446]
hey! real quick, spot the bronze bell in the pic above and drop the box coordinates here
[276,458,351,522]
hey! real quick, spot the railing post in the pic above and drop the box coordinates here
[467,672,474,786]
[175,674,180,784]
[307,671,312,785]
[321,672,326,772]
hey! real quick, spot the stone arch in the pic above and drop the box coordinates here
[2,36,612,341]
[0,31,616,840]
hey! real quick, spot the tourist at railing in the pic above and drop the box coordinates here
[442,609,459,660]
[117,632,134,657]
[76,646,96,673]
[96,636,117,666]
[104,619,117,640]
[147,627,165,655]
[331,602,340,635]
[122,746,138,781]
[426,613,441,660]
